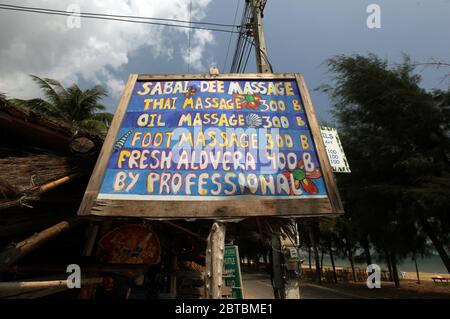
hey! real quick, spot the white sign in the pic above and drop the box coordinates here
[321,126,351,173]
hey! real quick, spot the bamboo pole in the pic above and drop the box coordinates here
[38,173,83,193]
[4,287,68,299]
[0,219,82,269]
[0,278,103,290]
[7,263,150,274]
[0,173,85,211]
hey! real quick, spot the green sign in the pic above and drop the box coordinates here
[223,245,244,299]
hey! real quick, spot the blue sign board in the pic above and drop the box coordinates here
[78,74,343,218]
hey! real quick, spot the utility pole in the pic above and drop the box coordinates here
[249,0,301,299]
[251,0,271,73]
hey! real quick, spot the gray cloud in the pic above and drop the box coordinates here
[0,0,214,99]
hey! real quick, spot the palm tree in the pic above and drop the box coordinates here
[14,75,113,134]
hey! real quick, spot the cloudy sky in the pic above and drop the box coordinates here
[0,0,449,122]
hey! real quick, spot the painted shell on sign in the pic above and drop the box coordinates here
[113,129,134,152]
[245,113,262,128]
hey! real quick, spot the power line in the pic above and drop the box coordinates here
[242,38,254,72]
[247,40,274,73]
[230,0,252,72]
[0,3,238,28]
[222,0,241,72]
[187,0,192,73]
[230,0,273,73]
[0,4,241,34]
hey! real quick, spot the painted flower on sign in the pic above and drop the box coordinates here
[283,159,322,195]
[184,85,197,98]
[234,94,261,110]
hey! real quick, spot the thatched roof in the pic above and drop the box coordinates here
[0,97,103,155]
[0,98,103,224]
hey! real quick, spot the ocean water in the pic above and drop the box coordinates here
[301,253,448,274]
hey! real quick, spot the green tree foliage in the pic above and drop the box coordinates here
[14,75,113,134]
[319,53,450,284]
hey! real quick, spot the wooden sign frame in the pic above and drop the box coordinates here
[78,73,344,218]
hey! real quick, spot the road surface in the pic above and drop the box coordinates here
[242,272,360,299]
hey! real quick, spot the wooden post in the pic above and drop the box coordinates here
[83,222,100,256]
[205,222,226,299]
[271,235,284,299]
[170,255,178,298]
[79,222,100,299]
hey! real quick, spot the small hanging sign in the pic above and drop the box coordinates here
[320,126,351,173]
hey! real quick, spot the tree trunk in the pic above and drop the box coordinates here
[391,253,400,288]
[329,242,338,284]
[361,237,372,265]
[262,250,268,265]
[419,215,450,274]
[308,246,312,269]
[413,254,420,284]
[347,244,357,282]
[320,250,324,272]
[308,223,321,283]
[385,250,393,281]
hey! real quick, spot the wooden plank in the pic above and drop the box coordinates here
[78,74,138,216]
[137,73,296,81]
[295,74,344,214]
[89,198,333,218]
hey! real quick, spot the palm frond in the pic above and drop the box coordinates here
[15,75,110,134]
[79,119,109,134]
[91,112,113,122]
[29,75,65,108]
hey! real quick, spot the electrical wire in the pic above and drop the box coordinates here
[244,38,274,73]
[0,3,238,28]
[242,38,254,72]
[230,0,252,72]
[230,1,247,72]
[0,4,241,34]
[187,0,192,73]
[222,0,241,72]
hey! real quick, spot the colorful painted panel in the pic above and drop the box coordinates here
[97,79,328,201]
